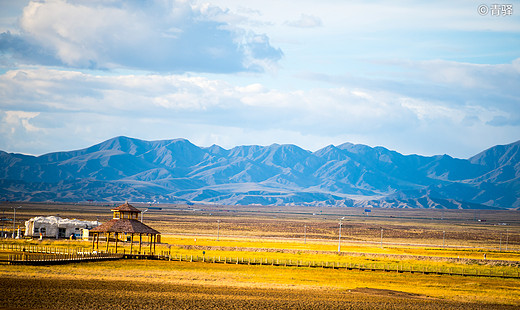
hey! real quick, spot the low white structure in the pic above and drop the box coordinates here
[25,216,99,239]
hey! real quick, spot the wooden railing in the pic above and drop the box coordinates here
[2,243,519,278]
[6,252,123,265]
[1,243,122,265]
[153,253,520,279]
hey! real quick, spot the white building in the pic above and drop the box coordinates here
[25,216,99,239]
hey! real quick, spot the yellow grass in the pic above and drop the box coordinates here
[159,234,520,261]
[1,259,519,307]
[2,203,519,308]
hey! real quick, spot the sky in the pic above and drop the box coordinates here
[0,0,519,158]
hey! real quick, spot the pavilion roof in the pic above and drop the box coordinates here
[111,202,141,213]
[90,219,160,234]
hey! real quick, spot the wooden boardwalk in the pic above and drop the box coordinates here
[5,252,123,265]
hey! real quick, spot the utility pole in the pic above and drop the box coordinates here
[506,229,509,251]
[338,220,343,252]
[217,220,220,241]
[380,228,383,249]
[141,209,148,223]
[1,209,4,237]
[12,206,21,239]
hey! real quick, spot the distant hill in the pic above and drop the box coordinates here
[1,136,519,209]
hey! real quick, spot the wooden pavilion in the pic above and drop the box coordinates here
[89,202,160,254]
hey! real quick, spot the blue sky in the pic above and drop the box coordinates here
[0,0,519,158]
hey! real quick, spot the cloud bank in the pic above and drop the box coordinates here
[0,0,282,72]
[1,59,518,156]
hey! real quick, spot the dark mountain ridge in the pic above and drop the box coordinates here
[1,136,519,209]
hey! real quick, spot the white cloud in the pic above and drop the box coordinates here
[286,14,322,28]
[212,0,520,35]
[413,59,520,91]
[0,0,282,72]
[3,110,41,132]
[305,57,520,128]
[1,67,517,157]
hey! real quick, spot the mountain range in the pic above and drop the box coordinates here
[1,136,519,209]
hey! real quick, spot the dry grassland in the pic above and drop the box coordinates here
[1,260,519,309]
[1,202,520,309]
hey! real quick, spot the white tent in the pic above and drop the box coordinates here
[25,216,99,239]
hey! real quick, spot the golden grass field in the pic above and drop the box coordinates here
[1,202,519,309]
[2,259,520,310]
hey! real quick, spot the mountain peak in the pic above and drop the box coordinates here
[337,142,379,154]
[469,139,520,169]
[314,144,348,162]
[206,144,228,155]
[0,137,518,209]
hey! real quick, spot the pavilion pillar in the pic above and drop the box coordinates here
[115,232,119,253]
[149,234,152,253]
[96,233,99,251]
[130,233,134,254]
[139,234,142,254]
[153,234,156,253]
[92,233,96,249]
[106,233,110,252]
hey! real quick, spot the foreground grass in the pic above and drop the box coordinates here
[1,259,519,309]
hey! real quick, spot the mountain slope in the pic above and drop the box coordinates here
[0,137,519,209]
